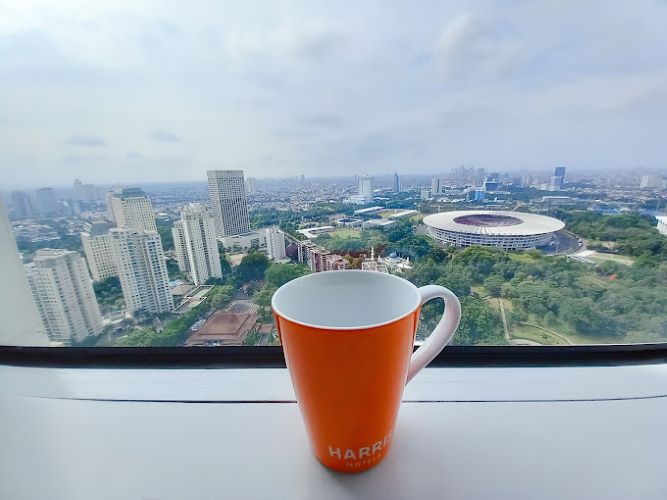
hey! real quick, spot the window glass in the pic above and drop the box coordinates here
[1,1,666,348]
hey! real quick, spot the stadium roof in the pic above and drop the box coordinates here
[423,211,565,236]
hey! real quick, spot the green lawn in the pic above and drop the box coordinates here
[510,324,569,345]
[332,227,362,238]
[587,252,634,266]
[508,253,540,263]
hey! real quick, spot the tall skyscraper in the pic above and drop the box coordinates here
[640,175,663,189]
[74,179,101,202]
[172,220,190,274]
[107,187,157,231]
[207,170,251,237]
[172,204,222,286]
[245,177,257,195]
[393,172,401,194]
[109,227,174,316]
[359,174,373,203]
[25,249,103,345]
[0,200,48,346]
[10,191,36,220]
[81,221,117,281]
[431,178,442,196]
[35,187,60,217]
[550,167,566,191]
[265,227,287,261]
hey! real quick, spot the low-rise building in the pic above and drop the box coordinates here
[309,247,348,272]
[362,219,396,229]
[220,230,266,252]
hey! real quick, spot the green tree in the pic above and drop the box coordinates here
[93,276,124,314]
[483,275,504,298]
[209,285,234,311]
[237,252,270,282]
[435,268,473,297]
[243,330,262,346]
[254,284,278,308]
[156,218,175,251]
[264,263,309,287]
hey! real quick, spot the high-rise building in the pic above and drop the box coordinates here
[0,200,48,346]
[207,170,251,237]
[172,204,222,286]
[35,188,60,217]
[640,175,663,189]
[265,227,287,261]
[10,191,36,220]
[245,177,257,195]
[25,249,103,345]
[358,174,373,203]
[172,220,190,275]
[431,178,442,196]
[74,179,101,202]
[107,187,157,231]
[81,221,117,281]
[109,227,174,316]
[550,167,566,191]
[393,172,401,194]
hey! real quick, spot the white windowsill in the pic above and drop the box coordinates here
[0,363,665,500]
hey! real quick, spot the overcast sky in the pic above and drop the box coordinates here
[1,0,666,188]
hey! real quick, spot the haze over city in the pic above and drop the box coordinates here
[1,0,667,187]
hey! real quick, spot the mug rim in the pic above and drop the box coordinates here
[271,270,422,331]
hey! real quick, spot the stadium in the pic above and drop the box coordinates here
[423,210,565,250]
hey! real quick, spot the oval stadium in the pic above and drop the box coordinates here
[423,211,565,250]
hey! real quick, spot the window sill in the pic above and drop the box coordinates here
[1,362,666,499]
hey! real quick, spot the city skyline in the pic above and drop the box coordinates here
[4,165,665,193]
[1,1,667,186]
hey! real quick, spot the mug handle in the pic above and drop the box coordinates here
[406,285,462,384]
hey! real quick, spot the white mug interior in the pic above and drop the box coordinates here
[271,270,422,330]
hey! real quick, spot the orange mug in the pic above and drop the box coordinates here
[272,270,461,473]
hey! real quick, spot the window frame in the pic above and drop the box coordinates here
[1,344,665,369]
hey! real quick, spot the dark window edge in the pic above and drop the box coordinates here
[1,344,666,369]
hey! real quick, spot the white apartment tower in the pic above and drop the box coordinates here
[0,200,48,346]
[265,227,287,260]
[207,170,251,237]
[107,187,157,232]
[431,178,442,196]
[81,220,117,281]
[359,174,373,203]
[172,220,190,274]
[109,227,174,316]
[25,249,103,345]
[245,177,257,195]
[172,204,222,286]
[393,172,401,194]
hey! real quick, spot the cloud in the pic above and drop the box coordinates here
[65,134,106,147]
[435,13,524,81]
[301,113,343,129]
[151,131,179,143]
[224,19,345,64]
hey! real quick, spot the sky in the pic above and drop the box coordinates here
[1,0,666,188]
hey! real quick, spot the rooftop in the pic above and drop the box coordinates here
[423,210,565,236]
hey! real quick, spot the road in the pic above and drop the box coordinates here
[542,230,581,255]
[497,298,511,344]
[520,322,574,345]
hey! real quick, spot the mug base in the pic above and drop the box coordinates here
[315,448,390,474]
